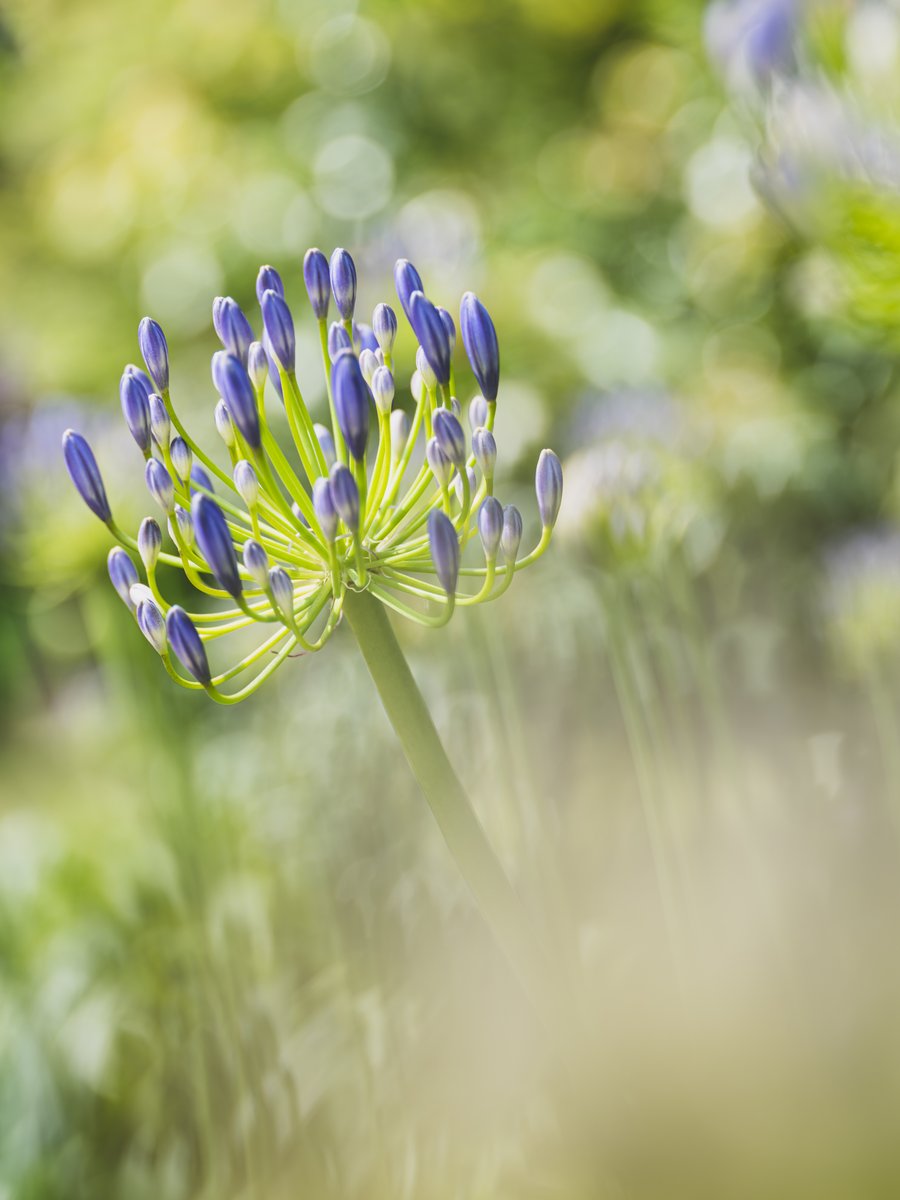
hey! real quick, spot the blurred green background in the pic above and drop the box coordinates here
[5,0,900,1196]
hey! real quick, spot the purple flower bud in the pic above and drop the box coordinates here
[145,458,175,515]
[329,462,360,532]
[460,292,500,403]
[120,370,152,453]
[213,297,254,363]
[359,348,379,385]
[173,504,194,546]
[478,496,503,559]
[170,435,192,483]
[314,423,336,468]
[268,566,295,620]
[256,264,284,303]
[247,341,268,391]
[469,395,489,430]
[410,370,426,404]
[262,337,284,400]
[535,448,563,529]
[312,476,339,542]
[332,351,370,462]
[426,437,452,487]
[371,365,394,416]
[108,547,139,609]
[218,354,261,449]
[472,427,497,480]
[260,289,295,373]
[130,583,155,609]
[416,346,437,392]
[192,493,242,598]
[390,408,409,455]
[148,394,170,448]
[211,350,229,396]
[409,291,451,387]
[433,408,466,467]
[437,305,456,351]
[190,465,214,496]
[166,606,211,686]
[243,539,270,589]
[501,504,523,563]
[233,459,259,508]
[303,248,331,319]
[328,322,352,362]
[214,399,235,448]
[453,465,477,506]
[355,323,378,354]
[373,303,397,354]
[394,258,424,324]
[428,509,460,595]
[63,430,112,522]
[125,364,154,397]
[138,317,169,392]
[330,247,357,321]
[138,516,162,570]
[137,598,167,654]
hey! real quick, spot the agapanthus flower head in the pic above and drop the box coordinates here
[62,250,562,702]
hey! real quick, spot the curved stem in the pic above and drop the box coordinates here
[342,588,557,1025]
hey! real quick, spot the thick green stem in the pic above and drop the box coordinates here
[342,587,556,1023]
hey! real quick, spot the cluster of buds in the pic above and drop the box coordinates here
[63,249,563,703]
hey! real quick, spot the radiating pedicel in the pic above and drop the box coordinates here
[62,250,563,703]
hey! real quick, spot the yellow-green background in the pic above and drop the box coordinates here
[3,0,900,1196]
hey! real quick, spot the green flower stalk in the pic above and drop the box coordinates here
[63,249,564,1015]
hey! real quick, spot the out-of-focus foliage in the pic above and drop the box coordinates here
[7,0,900,1196]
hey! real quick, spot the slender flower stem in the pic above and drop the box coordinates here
[342,587,557,1024]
